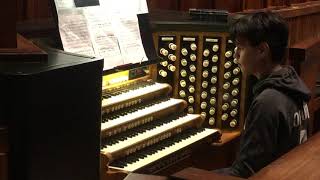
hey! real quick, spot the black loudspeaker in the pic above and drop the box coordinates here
[0,48,103,180]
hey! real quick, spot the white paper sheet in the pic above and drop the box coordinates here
[58,9,95,56]
[83,6,124,69]
[111,14,148,65]
[99,0,148,14]
[55,0,149,70]
[54,0,76,9]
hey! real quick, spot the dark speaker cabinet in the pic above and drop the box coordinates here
[0,49,103,180]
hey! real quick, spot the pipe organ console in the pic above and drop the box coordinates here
[101,11,247,178]
[151,12,247,132]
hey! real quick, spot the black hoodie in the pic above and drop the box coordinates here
[230,66,311,178]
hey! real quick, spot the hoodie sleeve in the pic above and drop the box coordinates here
[231,98,282,178]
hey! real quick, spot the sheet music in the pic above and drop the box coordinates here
[58,9,95,56]
[55,0,150,70]
[99,0,148,14]
[54,0,75,9]
[112,14,148,64]
[83,6,124,69]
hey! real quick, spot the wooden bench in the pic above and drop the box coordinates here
[250,132,320,180]
[289,37,320,135]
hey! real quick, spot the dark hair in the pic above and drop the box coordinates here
[230,11,288,63]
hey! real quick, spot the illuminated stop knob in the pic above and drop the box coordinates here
[179,90,186,98]
[209,107,216,115]
[203,49,210,57]
[212,55,219,62]
[189,85,195,93]
[188,106,194,113]
[222,113,228,121]
[160,48,168,56]
[181,48,188,56]
[223,82,230,90]
[169,43,177,50]
[168,64,176,72]
[203,60,209,67]
[201,102,207,109]
[230,119,238,128]
[159,70,167,77]
[190,54,197,61]
[209,117,215,125]
[210,87,217,95]
[190,43,197,51]
[181,59,188,66]
[168,54,176,61]
[202,70,209,78]
[230,109,238,117]
[211,66,218,73]
[180,69,187,77]
[232,78,240,85]
[201,91,208,99]
[224,72,231,79]
[210,97,216,105]
[231,99,239,107]
[225,50,233,58]
[202,81,208,88]
[180,80,186,87]
[189,64,196,72]
[189,75,196,83]
[222,103,230,111]
[212,44,219,52]
[233,67,241,75]
[188,96,195,103]
[224,61,232,69]
[211,76,217,84]
[233,58,238,64]
[232,88,239,96]
[160,61,168,66]
[223,93,230,101]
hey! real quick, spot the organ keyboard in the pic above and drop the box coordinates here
[100,79,221,176]
[102,81,172,114]
[109,128,218,173]
[101,97,187,137]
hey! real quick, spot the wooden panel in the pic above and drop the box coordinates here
[0,0,17,48]
[213,0,243,12]
[289,37,320,135]
[275,1,320,45]
[172,167,245,180]
[267,0,289,7]
[179,0,213,11]
[147,0,179,11]
[26,0,52,19]
[17,0,27,21]
[0,127,8,180]
[243,0,267,10]
[251,132,320,179]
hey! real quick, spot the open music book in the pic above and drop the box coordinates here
[53,0,149,71]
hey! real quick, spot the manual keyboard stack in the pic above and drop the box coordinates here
[100,79,220,174]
